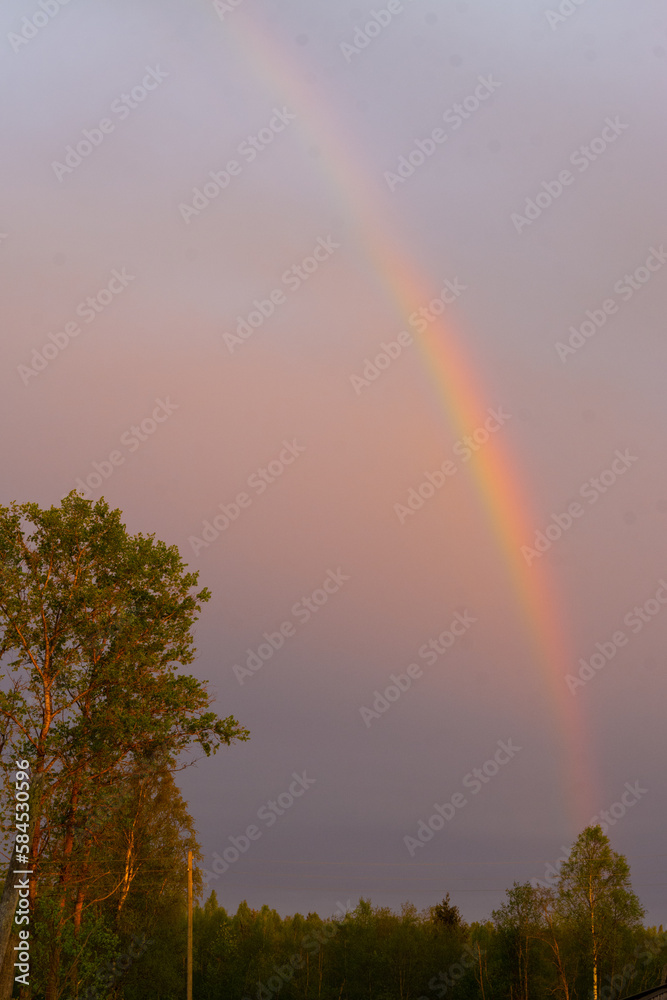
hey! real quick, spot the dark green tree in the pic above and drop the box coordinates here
[431,893,463,930]
[492,882,541,1000]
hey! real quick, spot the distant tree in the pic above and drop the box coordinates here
[492,882,542,1000]
[431,893,463,929]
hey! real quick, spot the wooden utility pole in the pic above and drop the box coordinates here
[187,850,193,1000]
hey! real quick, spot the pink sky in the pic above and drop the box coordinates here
[2,0,667,923]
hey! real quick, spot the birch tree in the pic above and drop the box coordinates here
[557,826,644,1000]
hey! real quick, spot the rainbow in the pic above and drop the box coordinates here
[215,8,597,829]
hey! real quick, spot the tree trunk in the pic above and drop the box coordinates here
[73,888,84,936]
[0,776,43,982]
[46,777,82,1000]
[69,888,86,1000]
[0,930,19,1000]
[590,873,598,1000]
[318,946,323,1000]
[45,945,61,1000]
[0,846,21,977]
[477,942,487,1000]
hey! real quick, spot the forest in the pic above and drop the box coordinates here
[29,849,666,1000]
[182,870,667,1000]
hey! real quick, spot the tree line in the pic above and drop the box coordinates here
[118,851,666,1000]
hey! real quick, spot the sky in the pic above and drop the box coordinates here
[2,0,667,925]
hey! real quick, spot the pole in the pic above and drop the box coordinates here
[187,849,193,1000]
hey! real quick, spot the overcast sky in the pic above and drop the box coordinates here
[2,0,666,924]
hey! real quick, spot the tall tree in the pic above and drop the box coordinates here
[557,825,645,1000]
[0,492,249,996]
